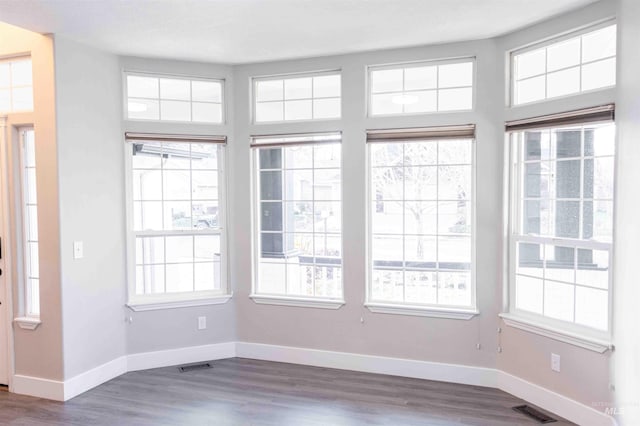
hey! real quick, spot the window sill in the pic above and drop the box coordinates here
[499,313,613,353]
[249,294,345,310]
[14,317,42,330]
[365,303,479,320]
[127,294,233,312]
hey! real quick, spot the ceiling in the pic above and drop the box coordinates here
[0,0,598,64]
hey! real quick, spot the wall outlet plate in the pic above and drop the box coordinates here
[198,316,206,330]
[73,241,83,259]
[551,353,561,372]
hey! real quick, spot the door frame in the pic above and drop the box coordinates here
[0,115,16,389]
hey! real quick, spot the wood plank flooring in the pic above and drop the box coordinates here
[0,357,574,425]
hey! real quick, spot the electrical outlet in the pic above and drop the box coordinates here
[198,316,206,330]
[551,353,561,372]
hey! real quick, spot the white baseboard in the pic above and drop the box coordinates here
[10,340,615,426]
[235,342,497,387]
[12,374,65,401]
[64,356,128,401]
[497,370,615,426]
[127,342,236,372]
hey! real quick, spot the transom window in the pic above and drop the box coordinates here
[512,23,616,105]
[125,133,228,305]
[366,126,476,312]
[125,73,224,123]
[508,108,615,335]
[252,134,343,301]
[0,57,33,113]
[368,59,474,116]
[253,72,341,123]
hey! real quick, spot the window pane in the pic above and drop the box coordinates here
[544,280,574,321]
[192,80,222,102]
[576,249,609,289]
[515,75,545,105]
[405,271,437,304]
[313,98,340,119]
[160,78,190,100]
[0,89,10,111]
[371,69,403,93]
[127,75,159,98]
[581,58,616,91]
[195,262,216,291]
[438,87,472,111]
[166,236,193,263]
[12,87,33,111]
[256,101,284,122]
[547,67,580,98]
[404,66,437,91]
[371,269,404,302]
[284,77,312,100]
[192,102,222,123]
[372,202,403,234]
[136,237,165,265]
[582,25,616,63]
[438,271,471,306]
[404,90,437,113]
[371,93,403,115]
[517,242,543,278]
[128,98,160,120]
[284,99,312,120]
[0,63,10,87]
[514,49,546,80]
[544,245,574,283]
[256,80,283,102]
[405,235,437,265]
[258,262,286,294]
[438,62,473,88]
[516,275,543,314]
[575,286,608,330]
[547,38,581,72]
[160,100,190,121]
[313,75,340,98]
[166,264,194,293]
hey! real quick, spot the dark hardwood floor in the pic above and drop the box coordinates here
[0,358,573,425]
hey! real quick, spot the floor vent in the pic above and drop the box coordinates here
[178,362,213,373]
[512,405,557,423]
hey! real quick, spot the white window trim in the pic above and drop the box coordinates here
[250,135,345,307]
[367,56,476,118]
[365,137,478,316]
[0,56,34,114]
[249,294,344,310]
[503,124,615,347]
[251,69,342,124]
[14,316,41,330]
[123,70,226,125]
[509,20,617,107]
[123,138,232,309]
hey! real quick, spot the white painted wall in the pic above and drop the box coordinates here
[613,0,640,423]
[119,56,238,354]
[54,37,128,379]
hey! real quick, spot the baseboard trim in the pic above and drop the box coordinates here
[127,342,236,372]
[497,371,615,426]
[235,342,497,387]
[10,341,615,426]
[12,374,65,401]
[64,356,128,401]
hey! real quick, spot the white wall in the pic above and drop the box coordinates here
[231,39,503,367]
[613,0,640,423]
[119,56,237,354]
[54,37,128,379]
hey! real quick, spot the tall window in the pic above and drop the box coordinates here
[368,59,474,116]
[0,57,33,113]
[252,134,343,303]
[125,133,228,306]
[366,126,476,315]
[253,72,341,123]
[125,73,224,124]
[19,128,39,316]
[512,23,616,105]
[507,106,615,336]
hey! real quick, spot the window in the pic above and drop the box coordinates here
[18,128,39,317]
[253,72,341,123]
[251,133,343,305]
[125,133,228,307]
[368,59,474,116]
[512,23,616,105]
[366,126,476,316]
[0,57,33,113]
[507,106,615,337]
[125,73,224,123]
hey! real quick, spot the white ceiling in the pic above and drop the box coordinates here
[0,0,598,64]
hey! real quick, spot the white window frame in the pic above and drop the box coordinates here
[503,119,615,352]
[509,20,617,107]
[124,134,231,311]
[367,57,476,117]
[123,71,225,124]
[251,70,342,124]
[250,133,345,309]
[364,129,478,319]
[0,56,34,114]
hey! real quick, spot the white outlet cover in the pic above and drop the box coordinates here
[198,316,206,330]
[73,241,84,259]
[551,353,561,372]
